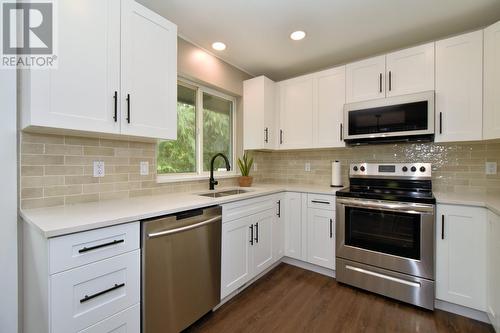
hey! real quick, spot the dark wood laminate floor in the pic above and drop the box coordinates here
[185,263,493,333]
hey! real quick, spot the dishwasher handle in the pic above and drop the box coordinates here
[147,215,221,238]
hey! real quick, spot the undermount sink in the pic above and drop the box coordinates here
[198,189,250,198]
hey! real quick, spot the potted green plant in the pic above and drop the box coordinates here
[237,153,254,187]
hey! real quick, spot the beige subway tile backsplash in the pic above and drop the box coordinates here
[20,132,239,209]
[20,131,500,210]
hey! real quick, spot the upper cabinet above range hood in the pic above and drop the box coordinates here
[343,91,435,145]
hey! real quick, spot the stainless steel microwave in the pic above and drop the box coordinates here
[343,91,435,145]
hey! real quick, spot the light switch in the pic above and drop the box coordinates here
[305,162,311,172]
[486,162,497,175]
[93,161,105,177]
[140,161,149,176]
[253,163,258,172]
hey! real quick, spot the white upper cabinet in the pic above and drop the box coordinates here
[243,76,277,150]
[346,55,386,103]
[484,20,500,140]
[278,76,314,149]
[436,204,487,311]
[435,30,483,143]
[385,43,435,97]
[314,67,346,148]
[21,0,121,134]
[121,0,177,139]
[21,0,177,140]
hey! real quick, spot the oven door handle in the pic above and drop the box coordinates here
[336,198,434,214]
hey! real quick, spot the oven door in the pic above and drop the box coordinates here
[336,197,434,280]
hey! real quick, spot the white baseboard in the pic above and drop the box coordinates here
[435,299,490,324]
[281,256,335,278]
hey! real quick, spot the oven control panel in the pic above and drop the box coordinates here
[350,163,432,178]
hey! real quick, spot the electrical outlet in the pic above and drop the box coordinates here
[93,161,105,177]
[305,162,311,172]
[253,163,258,172]
[486,162,497,175]
[140,161,149,176]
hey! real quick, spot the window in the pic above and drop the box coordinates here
[157,80,235,180]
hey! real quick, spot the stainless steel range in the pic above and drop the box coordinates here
[335,163,436,310]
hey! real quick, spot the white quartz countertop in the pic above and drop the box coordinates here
[20,184,343,238]
[434,192,500,216]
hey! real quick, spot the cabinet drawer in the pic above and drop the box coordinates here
[78,304,140,333]
[223,194,276,223]
[307,194,335,210]
[50,250,140,333]
[49,222,139,274]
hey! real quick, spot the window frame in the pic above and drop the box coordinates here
[156,78,238,183]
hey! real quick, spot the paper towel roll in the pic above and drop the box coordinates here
[331,160,343,187]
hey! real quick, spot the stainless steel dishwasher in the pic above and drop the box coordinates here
[141,206,222,333]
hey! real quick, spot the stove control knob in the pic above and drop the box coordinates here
[360,166,366,172]
[411,166,417,172]
[353,166,358,172]
[420,166,426,172]
[402,166,408,172]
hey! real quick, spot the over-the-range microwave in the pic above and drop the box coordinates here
[343,91,435,145]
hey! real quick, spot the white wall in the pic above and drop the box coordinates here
[0,69,19,332]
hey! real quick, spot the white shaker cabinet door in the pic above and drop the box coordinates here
[484,20,500,140]
[435,204,487,311]
[284,192,304,260]
[435,31,483,143]
[307,208,335,269]
[252,208,275,276]
[314,66,346,148]
[121,0,177,140]
[278,76,314,149]
[346,55,386,103]
[385,43,435,97]
[221,216,253,299]
[22,0,121,134]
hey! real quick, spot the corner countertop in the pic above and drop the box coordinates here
[20,184,344,238]
[434,191,500,216]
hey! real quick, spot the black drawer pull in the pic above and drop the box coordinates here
[250,224,254,245]
[80,283,125,303]
[113,91,118,122]
[79,239,124,253]
[277,200,281,218]
[126,94,131,123]
[330,218,333,238]
[311,200,330,205]
[441,215,445,240]
[255,223,259,243]
[379,73,383,93]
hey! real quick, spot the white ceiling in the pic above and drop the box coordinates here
[137,0,500,81]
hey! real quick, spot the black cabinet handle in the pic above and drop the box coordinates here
[439,112,443,134]
[113,91,118,122]
[126,94,131,123]
[249,224,254,245]
[340,123,343,141]
[264,127,269,143]
[441,215,445,240]
[379,73,383,93]
[330,218,333,238]
[280,130,283,144]
[254,223,259,243]
[277,200,281,218]
[311,200,330,205]
[80,283,125,303]
[389,71,392,91]
[79,239,124,253]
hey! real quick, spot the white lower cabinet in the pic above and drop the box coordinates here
[436,204,487,311]
[487,211,500,332]
[23,221,141,333]
[307,208,335,269]
[285,192,304,260]
[221,195,280,299]
[272,193,286,260]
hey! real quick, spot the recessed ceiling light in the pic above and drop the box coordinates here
[212,42,226,51]
[290,30,306,41]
